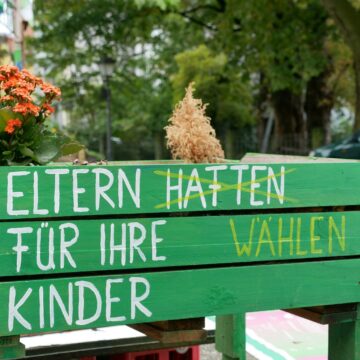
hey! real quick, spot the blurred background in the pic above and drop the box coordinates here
[1,0,359,161]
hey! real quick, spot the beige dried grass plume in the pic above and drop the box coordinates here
[165,83,224,163]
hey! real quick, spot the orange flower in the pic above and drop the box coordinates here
[0,65,19,76]
[11,87,32,102]
[3,77,19,90]
[42,103,55,115]
[21,69,43,85]
[4,118,22,134]
[3,76,34,92]
[16,79,35,92]
[13,102,41,116]
[0,68,60,122]
[41,82,61,97]
[0,95,14,102]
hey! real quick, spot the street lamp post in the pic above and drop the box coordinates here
[99,57,116,161]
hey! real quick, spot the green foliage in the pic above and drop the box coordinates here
[30,0,357,158]
[233,0,334,93]
[327,39,355,109]
[135,0,180,10]
[172,45,254,129]
[348,0,360,10]
[31,0,179,159]
[172,45,227,102]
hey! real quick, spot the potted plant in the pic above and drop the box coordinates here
[0,65,82,165]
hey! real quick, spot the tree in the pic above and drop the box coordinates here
[228,0,342,150]
[171,44,254,157]
[168,0,350,152]
[30,0,178,159]
[30,0,356,160]
[320,0,360,130]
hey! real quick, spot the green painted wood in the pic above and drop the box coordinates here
[0,258,360,336]
[0,336,20,347]
[0,345,25,360]
[216,314,246,360]
[0,336,25,359]
[222,355,238,360]
[1,162,360,219]
[0,211,352,276]
[328,304,360,360]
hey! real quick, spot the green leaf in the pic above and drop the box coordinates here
[2,150,13,161]
[8,158,32,166]
[19,146,35,158]
[60,140,84,157]
[33,136,60,164]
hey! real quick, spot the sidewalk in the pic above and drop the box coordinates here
[201,344,256,360]
[204,311,327,360]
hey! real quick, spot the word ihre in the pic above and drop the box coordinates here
[8,220,167,273]
[8,276,152,332]
[230,214,346,257]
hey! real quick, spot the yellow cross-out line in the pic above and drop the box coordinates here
[153,167,297,209]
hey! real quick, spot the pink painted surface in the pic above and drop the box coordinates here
[246,311,328,359]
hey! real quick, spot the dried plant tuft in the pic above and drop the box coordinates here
[165,83,224,163]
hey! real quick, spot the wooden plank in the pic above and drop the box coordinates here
[328,304,360,360]
[241,153,358,163]
[129,318,206,343]
[285,304,358,324]
[129,323,207,344]
[0,258,360,336]
[216,314,246,359]
[0,211,353,276]
[0,336,24,359]
[24,330,215,359]
[150,318,204,331]
[2,162,360,220]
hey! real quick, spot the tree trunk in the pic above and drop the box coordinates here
[354,53,360,130]
[223,126,234,159]
[255,74,270,152]
[321,0,360,130]
[305,67,334,149]
[99,134,105,158]
[271,89,305,154]
[154,132,163,160]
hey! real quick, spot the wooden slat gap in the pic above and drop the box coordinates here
[129,321,207,344]
[2,205,360,224]
[2,255,360,283]
[284,304,358,324]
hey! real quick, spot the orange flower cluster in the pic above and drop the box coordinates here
[42,103,55,116]
[0,66,80,166]
[5,118,22,134]
[41,83,61,98]
[0,65,61,135]
[13,102,41,117]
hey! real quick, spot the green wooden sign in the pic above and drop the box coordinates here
[1,162,360,219]
[0,161,359,341]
